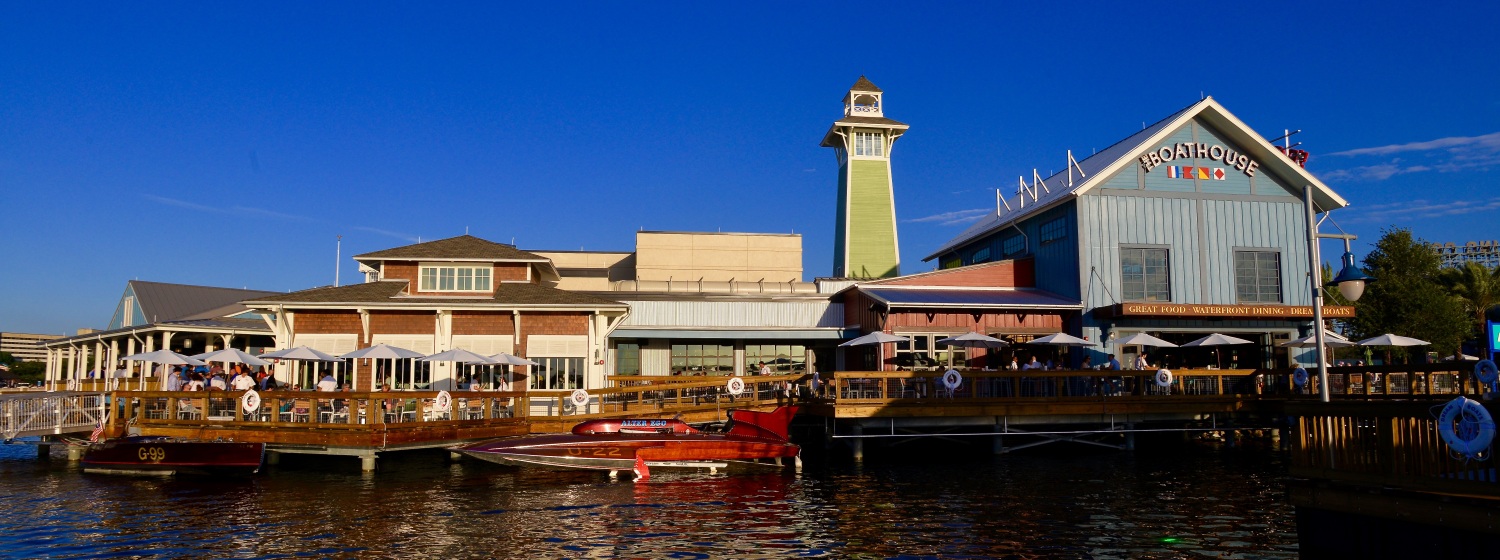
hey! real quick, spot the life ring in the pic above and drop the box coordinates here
[725,376,745,396]
[241,389,261,413]
[1155,369,1173,387]
[942,369,962,390]
[1292,368,1309,387]
[1475,360,1498,385]
[1438,397,1496,460]
[435,390,453,412]
[569,389,590,408]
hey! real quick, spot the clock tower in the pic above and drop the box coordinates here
[821,76,908,278]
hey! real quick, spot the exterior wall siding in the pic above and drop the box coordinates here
[452,312,516,336]
[369,311,435,334]
[833,164,848,276]
[874,259,1034,288]
[294,311,362,335]
[619,300,843,328]
[847,159,898,278]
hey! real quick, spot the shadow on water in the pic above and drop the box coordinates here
[0,435,1297,558]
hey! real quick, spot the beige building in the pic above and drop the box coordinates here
[534,231,847,379]
[1,332,63,363]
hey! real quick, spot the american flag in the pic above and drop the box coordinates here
[89,411,109,442]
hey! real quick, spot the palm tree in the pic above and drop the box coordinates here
[1438,261,1500,337]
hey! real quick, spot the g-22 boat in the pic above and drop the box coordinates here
[454,406,800,475]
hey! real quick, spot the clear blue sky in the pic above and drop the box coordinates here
[4,2,1498,335]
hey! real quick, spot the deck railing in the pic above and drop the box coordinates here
[546,374,805,416]
[1287,400,1500,497]
[111,390,528,431]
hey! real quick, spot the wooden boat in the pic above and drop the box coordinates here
[81,436,265,476]
[455,406,800,475]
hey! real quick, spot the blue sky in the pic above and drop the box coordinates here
[3,2,1498,335]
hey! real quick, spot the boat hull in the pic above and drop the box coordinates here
[457,434,800,473]
[81,437,265,476]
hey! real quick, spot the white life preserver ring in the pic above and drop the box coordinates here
[569,389,590,408]
[1438,397,1496,460]
[1155,369,1173,387]
[434,390,453,412]
[1292,368,1309,387]
[1475,360,1498,385]
[241,389,261,413]
[942,369,962,391]
[726,376,746,396]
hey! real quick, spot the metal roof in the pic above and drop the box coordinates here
[923,97,1350,261]
[128,281,278,324]
[861,287,1082,310]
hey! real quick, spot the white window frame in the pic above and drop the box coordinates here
[853,131,885,158]
[418,263,493,292]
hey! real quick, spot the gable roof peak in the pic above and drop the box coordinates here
[849,75,882,93]
[353,234,547,262]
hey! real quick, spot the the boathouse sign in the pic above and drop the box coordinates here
[1103,303,1355,319]
[1138,142,1260,177]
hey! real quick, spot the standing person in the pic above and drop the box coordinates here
[1134,353,1152,370]
[208,371,227,390]
[758,361,771,376]
[1105,353,1123,396]
[317,370,338,392]
[185,373,205,392]
[231,368,256,391]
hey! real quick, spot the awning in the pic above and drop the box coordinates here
[609,328,856,340]
[861,288,1082,310]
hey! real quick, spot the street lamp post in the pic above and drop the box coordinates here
[1303,184,1376,403]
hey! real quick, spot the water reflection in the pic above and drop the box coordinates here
[0,439,1296,558]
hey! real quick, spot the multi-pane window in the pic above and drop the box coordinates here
[1040,217,1067,244]
[1121,248,1171,302]
[970,247,991,264]
[531,357,584,390]
[854,132,885,157]
[745,344,806,374]
[614,342,640,375]
[1003,235,1026,257]
[419,265,492,292]
[1235,251,1283,303]
[670,343,734,376]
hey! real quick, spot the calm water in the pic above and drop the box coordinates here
[0,437,1298,559]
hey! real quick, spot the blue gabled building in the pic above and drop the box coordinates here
[925,98,1352,370]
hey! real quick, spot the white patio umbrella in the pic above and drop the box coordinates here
[840,331,907,370]
[1356,334,1431,347]
[340,344,426,391]
[1027,333,1094,346]
[421,349,501,390]
[489,353,538,391]
[936,332,1010,368]
[1182,333,1254,368]
[491,352,540,366]
[121,350,205,391]
[192,348,271,367]
[259,346,342,388]
[1115,333,1178,348]
[1279,331,1355,348]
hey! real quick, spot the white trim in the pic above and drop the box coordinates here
[417,262,493,292]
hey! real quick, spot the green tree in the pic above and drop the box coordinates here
[1437,260,1500,340]
[1349,228,1470,360]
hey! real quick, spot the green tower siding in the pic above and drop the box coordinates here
[833,165,849,275]
[846,159,899,278]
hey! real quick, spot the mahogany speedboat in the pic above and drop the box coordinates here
[81,436,265,476]
[455,406,801,475]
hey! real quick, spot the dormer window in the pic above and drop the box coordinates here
[419,264,492,292]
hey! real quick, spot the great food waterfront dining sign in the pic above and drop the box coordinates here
[1101,303,1356,319]
[1138,142,1260,177]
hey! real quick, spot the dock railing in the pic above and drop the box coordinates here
[1287,400,1500,498]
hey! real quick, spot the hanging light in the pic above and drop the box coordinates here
[1326,251,1376,302]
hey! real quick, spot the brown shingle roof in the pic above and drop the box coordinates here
[244,280,624,308]
[850,75,882,92]
[834,115,909,127]
[354,235,547,262]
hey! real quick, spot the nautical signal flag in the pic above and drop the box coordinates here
[1165,166,1226,180]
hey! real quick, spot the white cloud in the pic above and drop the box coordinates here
[142,193,311,222]
[1346,196,1500,223]
[351,226,420,242]
[906,208,992,226]
[1325,132,1500,157]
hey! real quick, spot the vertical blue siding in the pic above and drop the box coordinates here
[1141,125,1198,193]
